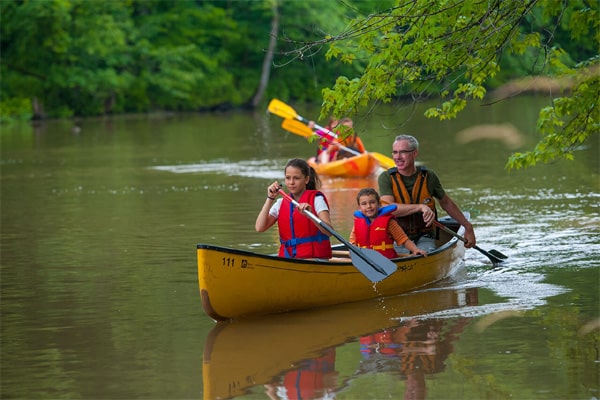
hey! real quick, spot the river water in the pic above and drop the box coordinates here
[1,97,598,399]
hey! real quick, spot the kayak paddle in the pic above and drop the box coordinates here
[281,118,361,157]
[276,189,397,283]
[432,220,507,266]
[268,99,396,169]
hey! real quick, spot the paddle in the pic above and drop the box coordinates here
[281,119,361,157]
[432,220,507,266]
[268,98,396,169]
[276,189,397,283]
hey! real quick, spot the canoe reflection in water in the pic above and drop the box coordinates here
[357,317,473,400]
[202,287,478,400]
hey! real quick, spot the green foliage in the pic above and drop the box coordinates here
[315,0,599,169]
[321,0,537,119]
[266,0,371,103]
[0,0,372,117]
[0,97,33,123]
[508,63,600,169]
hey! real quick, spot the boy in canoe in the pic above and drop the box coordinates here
[350,188,427,258]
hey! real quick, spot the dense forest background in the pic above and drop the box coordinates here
[1,0,597,122]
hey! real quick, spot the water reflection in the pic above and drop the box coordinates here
[357,317,472,400]
[202,287,478,400]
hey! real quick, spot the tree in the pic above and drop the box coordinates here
[1,0,137,117]
[288,0,599,170]
[0,0,370,117]
[250,0,279,109]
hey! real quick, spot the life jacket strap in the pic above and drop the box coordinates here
[280,232,329,258]
[371,242,396,251]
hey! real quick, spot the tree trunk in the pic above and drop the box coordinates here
[31,97,45,120]
[249,1,279,109]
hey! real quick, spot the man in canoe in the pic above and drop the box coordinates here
[350,188,427,258]
[378,135,476,248]
[255,158,333,259]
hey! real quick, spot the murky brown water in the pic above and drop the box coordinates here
[1,98,598,399]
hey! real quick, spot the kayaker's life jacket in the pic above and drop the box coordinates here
[388,167,437,238]
[278,190,332,259]
[353,204,398,259]
[335,135,365,159]
[316,131,336,156]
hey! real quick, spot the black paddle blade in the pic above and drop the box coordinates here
[349,247,398,283]
[489,249,508,259]
[474,245,506,266]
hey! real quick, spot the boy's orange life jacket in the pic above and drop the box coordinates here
[353,204,398,259]
[388,167,437,237]
[278,190,332,259]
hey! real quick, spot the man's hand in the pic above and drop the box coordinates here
[421,204,435,226]
[463,226,476,248]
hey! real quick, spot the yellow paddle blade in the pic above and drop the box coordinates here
[267,99,299,120]
[282,119,314,138]
[271,98,395,170]
[369,152,395,169]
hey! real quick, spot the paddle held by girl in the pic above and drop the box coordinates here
[255,158,333,259]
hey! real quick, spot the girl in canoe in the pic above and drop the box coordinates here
[350,188,427,258]
[255,158,333,259]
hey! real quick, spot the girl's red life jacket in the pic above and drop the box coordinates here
[278,190,332,259]
[353,204,398,258]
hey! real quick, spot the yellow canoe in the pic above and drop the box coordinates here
[197,224,465,321]
[202,286,479,400]
[307,153,382,177]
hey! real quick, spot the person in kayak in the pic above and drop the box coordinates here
[309,117,366,163]
[255,158,333,259]
[350,188,427,258]
[326,117,366,161]
[311,116,339,164]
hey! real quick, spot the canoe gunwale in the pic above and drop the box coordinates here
[196,233,458,264]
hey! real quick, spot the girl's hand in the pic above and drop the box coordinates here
[267,181,280,199]
[296,202,312,214]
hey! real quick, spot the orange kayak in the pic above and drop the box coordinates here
[308,153,382,178]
